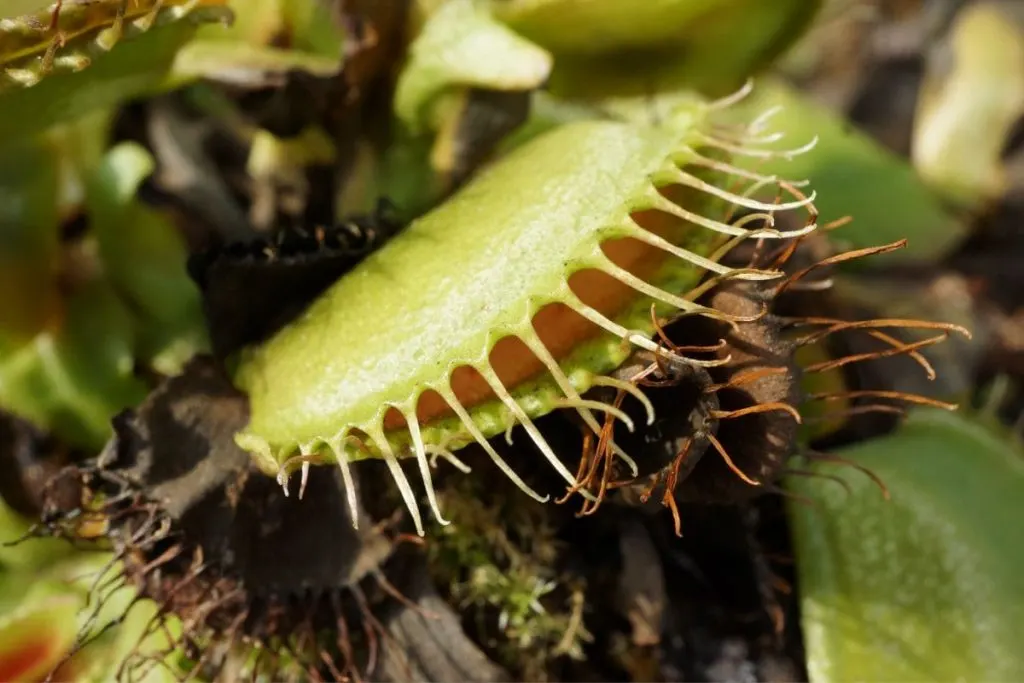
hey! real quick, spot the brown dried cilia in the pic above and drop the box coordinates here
[33,358,432,682]
[575,223,969,529]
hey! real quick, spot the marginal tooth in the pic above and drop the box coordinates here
[366,427,424,536]
[297,443,318,501]
[435,384,550,503]
[588,252,709,314]
[519,329,638,476]
[299,461,310,499]
[662,166,816,213]
[551,398,635,432]
[678,147,810,188]
[707,78,754,110]
[637,185,771,239]
[710,129,786,146]
[478,363,577,488]
[591,376,657,426]
[617,218,782,282]
[401,406,449,526]
[562,290,667,355]
[562,290,730,369]
[747,105,785,134]
[694,132,819,160]
[329,435,360,530]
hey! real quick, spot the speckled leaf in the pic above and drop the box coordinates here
[912,2,1024,205]
[724,77,968,265]
[788,408,1024,682]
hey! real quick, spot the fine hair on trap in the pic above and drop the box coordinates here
[230,81,837,535]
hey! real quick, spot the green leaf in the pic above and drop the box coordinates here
[394,0,552,134]
[788,408,1024,682]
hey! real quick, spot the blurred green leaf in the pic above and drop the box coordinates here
[912,2,1024,205]
[0,136,62,343]
[0,496,69,572]
[0,543,178,682]
[0,593,80,682]
[788,408,1024,682]
[490,0,820,78]
[86,142,209,374]
[725,78,969,264]
[540,0,820,100]
[0,279,146,450]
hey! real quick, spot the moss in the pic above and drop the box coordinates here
[426,474,591,679]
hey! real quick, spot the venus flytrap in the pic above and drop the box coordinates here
[0,3,986,681]
[231,84,821,536]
